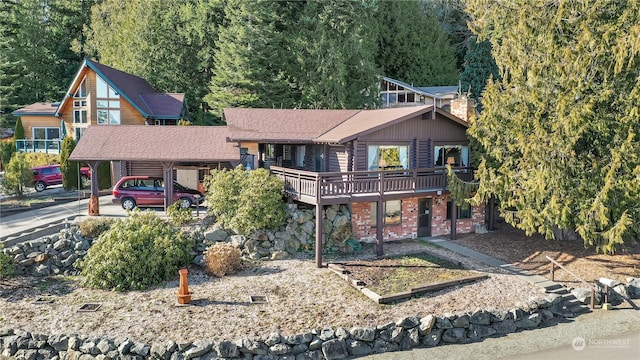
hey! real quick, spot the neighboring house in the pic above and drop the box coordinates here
[12,59,188,154]
[223,103,482,255]
[380,76,459,110]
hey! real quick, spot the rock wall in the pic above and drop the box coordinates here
[197,204,353,262]
[1,227,92,277]
[0,301,596,360]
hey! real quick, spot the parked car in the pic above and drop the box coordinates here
[32,164,62,192]
[111,175,205,210]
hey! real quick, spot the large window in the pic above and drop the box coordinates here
[74,77,87,98]
[434,145,469,167]
[368,145,409,171]
[446,201,472,219]
[74,110,87,124]
[96,77,120,125]
[370,200,402,226]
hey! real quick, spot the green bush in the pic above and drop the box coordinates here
[203,242,241,277]
[0,244,14,279]
[76,210,194,291]
[0,140,15,170]
[77,217,118,238]
[22,152,59,168]
[60,137,79,190]
[205,166,285,234]
[1,153,32,197]
[167,201,194,225]
[14,118,24,139]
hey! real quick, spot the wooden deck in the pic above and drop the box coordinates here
[270,166,474,205]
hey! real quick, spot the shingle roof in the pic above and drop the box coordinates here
[224,108,360,142]
[315,106,434,144]
[13,102,58,116]
[55,59,186,120]
[69,125,239,162]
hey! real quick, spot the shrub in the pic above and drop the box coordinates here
[77,210,194,291]
[1,153,32,197]
[14,118,24,139]
[203,242,241,277]
[205,166,285,234]
[22,152,59,168]
[167,201,194,225]
[60,137,79,190]
[77,217,118,238]
[0,140,15,170]
[0,244,14,279]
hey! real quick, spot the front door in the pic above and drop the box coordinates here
[418,198,432,237]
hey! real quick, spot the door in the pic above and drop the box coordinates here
[418,198,432,237]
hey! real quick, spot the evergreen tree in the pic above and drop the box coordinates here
[422,0,472,71]
[459,37,500,105]
[60,137,78,190]
[14,117,24,139]
[205,0,297,117]
[376,0,459,86]
[85,0,222,123]
[466,0,640,253]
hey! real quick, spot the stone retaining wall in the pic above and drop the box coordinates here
[0,298,589,360]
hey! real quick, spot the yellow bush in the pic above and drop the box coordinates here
[203,242,241,277]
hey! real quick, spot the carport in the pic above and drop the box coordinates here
[69,125,241,215]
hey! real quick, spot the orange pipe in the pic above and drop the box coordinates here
[176,268,192,304]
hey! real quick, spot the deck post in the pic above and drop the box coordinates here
[450,198,457,240]
[376,199,384,257]
[315,203,323,268]
[161,161,175,210]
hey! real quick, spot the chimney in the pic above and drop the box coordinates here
[450,97,475,122]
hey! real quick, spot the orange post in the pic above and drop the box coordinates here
[176,268,192,304]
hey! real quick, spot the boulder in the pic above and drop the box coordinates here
[469,310,492,325]
[345,339,372,356]
[269,343,291,355]
[349,327,375,342]
[399,328,420,350]
[321,339,347,360]
[419,315,436,335]
[396,316,420,329]
[442,328,467,343]
[204,229,228,242]
[627,278,640,299]
[468,324,496,341]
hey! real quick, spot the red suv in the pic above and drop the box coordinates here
[32,164,92,192]
[32,164,62,192]
[112,176,205,210]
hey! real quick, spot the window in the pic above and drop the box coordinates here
[370,200,402,226]
[296,145,305,168]
[74,77,87,98]
[96,77,120,125]
[368,145,409,170]
[446,201,472,219]
[74,110,87,124]
[73,100,87,107]
[33,127,60,140]
[434,145,469,167]
[75,127,85,141]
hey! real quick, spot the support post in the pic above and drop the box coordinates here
[488,195,495,230]
[161,161,175,210]
[315,204,323,268]
[87,161,100,216]
[376,199,383,257]
[450,198,457,240]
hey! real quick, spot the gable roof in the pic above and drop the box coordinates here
[55,59,186,120]
[69,125,239,162]
[224,108,360,142]
[13,102,58,116]
[315,106,438,144]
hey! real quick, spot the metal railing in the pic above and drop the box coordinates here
[546,255,596,309]
[270,166,474,202]
[15,139,62,154]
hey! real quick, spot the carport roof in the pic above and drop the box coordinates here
[69,125,240,162]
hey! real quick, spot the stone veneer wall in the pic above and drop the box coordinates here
[0,296,595,360]
[352,195,485,242]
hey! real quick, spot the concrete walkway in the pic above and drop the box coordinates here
[424,237,564,291]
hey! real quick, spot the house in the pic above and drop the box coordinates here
[223,103,483,266]
[379,76,459,110]
[13,59,188,154]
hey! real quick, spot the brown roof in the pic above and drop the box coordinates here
[139,93,185,118]
[13,102,58,116]
[69,125,239,162]
[314,106,435,143]
[224,108,360,142]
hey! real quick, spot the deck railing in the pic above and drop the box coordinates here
[270,166,474,201]
[15,139,62,154]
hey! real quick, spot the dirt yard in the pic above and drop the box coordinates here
[454,222,640,287]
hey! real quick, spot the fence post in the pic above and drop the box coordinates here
[550,262,555,281]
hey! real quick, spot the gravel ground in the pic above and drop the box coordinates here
[0,240,544,344]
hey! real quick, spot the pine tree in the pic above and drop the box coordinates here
[14,117,24,139]
[459,37,500,106]
[466,0,640,253]
[60,137,78,190]
[376,0,459,86]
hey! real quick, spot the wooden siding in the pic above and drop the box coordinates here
[19,115,60,138]
[327,145,349,172]
[125,161,164,177]
[358,113,468,143]
[417,139,432,168]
